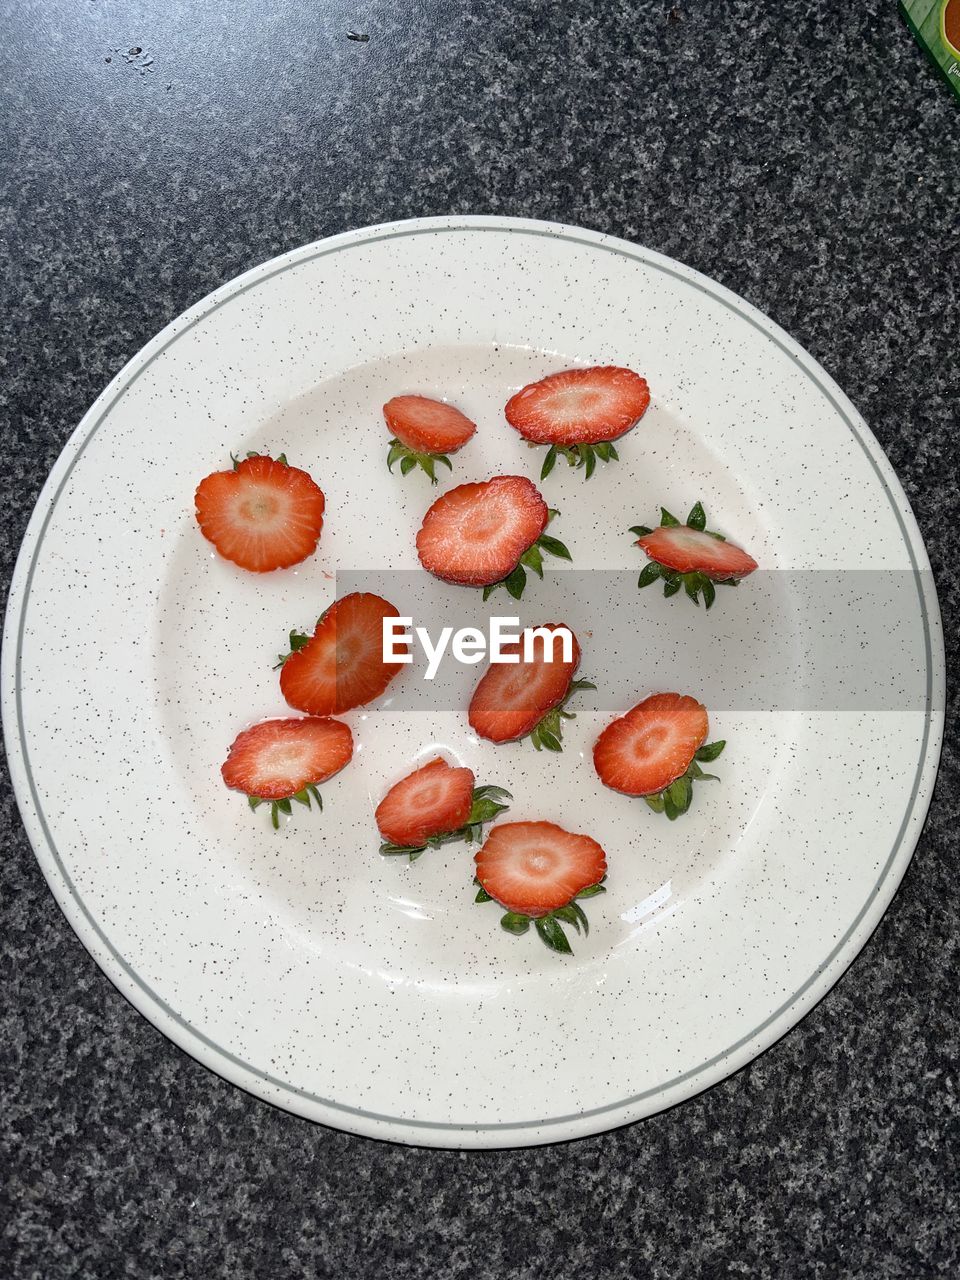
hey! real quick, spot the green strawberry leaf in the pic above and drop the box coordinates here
[541,445,558,480]
[629,525,653,537]
[475,885,492,903]
[273,628,311,669]
[386,440,406,472]
[702,579,716,610]
[663,579,682,598]
[501,912,531,936]
[637,561,661,589]
[520,543,544,578]
[504,563,527,599]
[535,916,573,954]
[472,784,512,802]
[660,507,680,526]
[523,676,595,752]
[687,501,707,530]
[553,904,583,934]
[399,454,417,476]
[665,775,692,816]
[584,447,597,479]
[537,533,572,561]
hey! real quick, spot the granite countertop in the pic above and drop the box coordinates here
[1,1,957,1276]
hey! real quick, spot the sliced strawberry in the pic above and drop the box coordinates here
[221,717,353,800]
[416,475,549,586]
[469,623,581,744]
[195,454,325,572]
[384,395,476,454]
[375,757,475,848]
[279,592,407,716]
[637,525,757,580]
[505,366,650,446]
[475,821,607,917]
[593,693,709,797]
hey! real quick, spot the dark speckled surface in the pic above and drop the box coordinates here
[1,1,958,1276]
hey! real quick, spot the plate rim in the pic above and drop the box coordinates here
[1,215,946,1148]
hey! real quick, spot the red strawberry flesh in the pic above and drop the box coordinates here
[221,717,353,800]
[637,525,757,579]
[469,623,580,743]
[416,475,548,586]
[475,820,607,917]
[505,366,650,446]
[593,693,709,797]
[280,592,407,716]
[375,756,475,847]
[383,395,476,454]
[195,454,325,572]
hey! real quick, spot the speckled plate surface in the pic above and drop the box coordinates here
[1,217,944,1148]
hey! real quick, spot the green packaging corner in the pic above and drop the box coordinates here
[900,0,960,100]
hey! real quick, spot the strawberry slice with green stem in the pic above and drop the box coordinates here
[384,394,476,484]
[473,820,608,955]
[376,757,511,860]
[195,452,325,573]
[277,592,407,716]
[631,501,758,608]
[468,623,594,752]
[505,366,650,482]
[415,475,571,599]
[221,716,353,829]
[593,692,725,820]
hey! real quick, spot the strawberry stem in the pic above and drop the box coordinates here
[379,784,512,861]
[642,741,725,819]
[475,878,607,954]
[387,438,453,485]
[481,524,572,601]
[246,782,324,830]
[230,450,287,470]
[527,677,597,753]
[272,628,311,669]
[538,441,620,481]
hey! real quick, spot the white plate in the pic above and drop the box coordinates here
[2,217,944,1148]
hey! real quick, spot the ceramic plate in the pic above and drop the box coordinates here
[2,217,944,1147]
